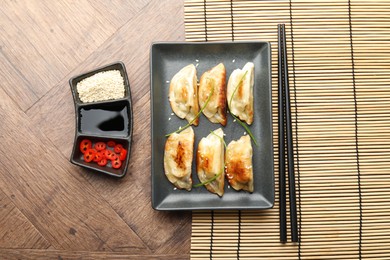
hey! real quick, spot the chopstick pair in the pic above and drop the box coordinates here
[277,24,298,243]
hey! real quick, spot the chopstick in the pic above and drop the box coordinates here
[282,24,299,243]
[278,24,299,243]
[277,24,287,243]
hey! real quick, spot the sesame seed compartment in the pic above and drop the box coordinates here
[69,62,131,104]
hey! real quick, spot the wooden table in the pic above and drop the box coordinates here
[0,1,190,259]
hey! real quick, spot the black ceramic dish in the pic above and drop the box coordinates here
[150,42,274,210]
[69,62,133,177]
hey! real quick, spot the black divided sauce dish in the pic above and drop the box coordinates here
[69,62,133,177]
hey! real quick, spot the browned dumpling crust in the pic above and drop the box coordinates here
[169,64,199,126]
[225,135,254,192]
[196,128,225,196]
[227,62,254,125]
[198,63,227,126]
[163,127,194,191]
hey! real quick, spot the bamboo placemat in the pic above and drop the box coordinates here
[185,0,390,259]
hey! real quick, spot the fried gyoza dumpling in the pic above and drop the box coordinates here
[164,127,194,191]
[225,135,254,192]
[196,128,225,196]
[198,63,227,126]
[169,64,199,126]
[227,62,254,125]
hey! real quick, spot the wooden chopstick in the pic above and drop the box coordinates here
[278,24,299,243]
[277,24,287,243]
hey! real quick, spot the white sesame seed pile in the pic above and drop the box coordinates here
[76,70,125,103]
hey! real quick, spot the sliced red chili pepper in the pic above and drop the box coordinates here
[119,149,127,161]
[99,149,107,159]
[114,144,123,154]
[97,158,108,166]
[84,148,96,163]
[94,142,106,151]
[104,149,113,159]
[79,139,92,154]
[108,153,118,161]
[93,151,104,162]
[112,157,122,169]
[107,140,116,147]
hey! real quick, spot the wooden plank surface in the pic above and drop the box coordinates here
[0,249,187,260]
[0,0,189,259]
[0,190,50,249]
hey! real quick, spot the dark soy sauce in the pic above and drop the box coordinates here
[79,103,129,137]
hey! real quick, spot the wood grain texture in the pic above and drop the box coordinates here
[0,0,143,111]
[0,190,50,249]
[0,0,190,259]
[0,51,38,111]
[0,249,187,260]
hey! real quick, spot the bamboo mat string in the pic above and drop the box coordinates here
[230,0,234,41]
[289,0,302,257]
[229,3,243,259]
[210,210,214,260]
[203,0,208,41]
[203,3,214,260]
[203,3,212,259]
[348,0,363,258]
[237,210,241,259]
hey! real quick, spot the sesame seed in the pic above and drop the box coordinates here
[76,70,125,103]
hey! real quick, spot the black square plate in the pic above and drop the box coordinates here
[151,42,274,210]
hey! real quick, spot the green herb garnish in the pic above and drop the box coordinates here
[166,81,215,137]
[228,71,258,146]
[210,130,227,149]
[229,71,248,109]
[193,170,223,188]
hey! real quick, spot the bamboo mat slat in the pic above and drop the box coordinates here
[185,0,390,259]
